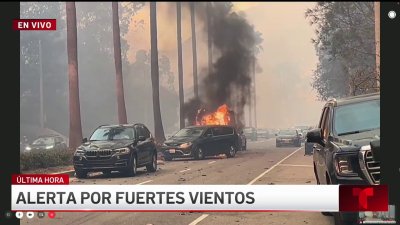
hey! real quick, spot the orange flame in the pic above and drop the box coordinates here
[196,104,231,126]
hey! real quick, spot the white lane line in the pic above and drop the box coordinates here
[247,147,302,185]
[208,161,216,165]
[188,214,209,225]
[180,168,191,173]
[279,164,313,167]
[137,180,153,185]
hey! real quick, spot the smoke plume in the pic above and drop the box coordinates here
[184,2,256,129]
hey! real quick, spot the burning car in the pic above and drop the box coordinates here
[162,125,239,160]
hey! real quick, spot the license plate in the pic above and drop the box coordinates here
[169,149,176,153]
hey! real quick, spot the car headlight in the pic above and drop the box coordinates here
[113,147,130,154]
[25,146,31,151]
[45,145,54,149]
[179,142,192,148]
[74,149,85,156]
[334,154,357,176]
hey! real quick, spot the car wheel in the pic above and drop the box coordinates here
[226,145,236,158]
[146,152,157,172]
[194,147,205,160]
[333,212,356,225]
[75,170,87,179]
[126,155,137,177]
[164,155,173,161]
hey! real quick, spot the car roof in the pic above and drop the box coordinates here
[98,123,144,128]
[325,92,379,107]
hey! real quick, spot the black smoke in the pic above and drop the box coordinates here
[184,2,257,129]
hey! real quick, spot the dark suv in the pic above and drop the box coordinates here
[73,124,157,178]
[307,92,380,225]
[162,125,239,160]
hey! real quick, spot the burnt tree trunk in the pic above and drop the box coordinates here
[190,2,198,99]
[112,2,128,124]
[177,2,185,129]
[150,2,166,143]
[66,2,83,149]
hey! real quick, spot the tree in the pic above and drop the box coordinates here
[66,2,83,149]
[112,2,128,124]
[190,2,198,98]
[150,2,166,143]
[176,2,185,129]
[306,2,378,100]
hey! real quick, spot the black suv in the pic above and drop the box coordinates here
[73,124,157,178]
[162,125,239,160]
[307,92,380,225]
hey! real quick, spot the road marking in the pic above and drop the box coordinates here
[208,161,216,165]
[137,180,153,185]
[247,147,302,185]
[188,214,209,225]
[279,164,313,167]
[180,168,191,173]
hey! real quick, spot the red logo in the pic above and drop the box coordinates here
[48,211,56,219]
[13,19,56,31]
[339,185,388,212]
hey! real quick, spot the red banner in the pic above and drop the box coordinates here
[12,174,69,185]
[13,19,56,30]
[339,185,388,211]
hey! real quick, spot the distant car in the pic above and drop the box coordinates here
[24,135,68,152]
[162,125,239,161]
[73,124,158,179]
[275,129,301,147]
[257,129,269,139]
[243,127,257,141]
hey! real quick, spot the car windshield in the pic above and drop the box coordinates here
[173,127,205,137]
[334,99,380,136]
[278,130,296,135]
[32,137,55,146]
[90,127,135,141]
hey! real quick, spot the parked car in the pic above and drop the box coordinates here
[275,129,302,147]
[162,125,239,160]
[308,92,380,225]
[73,124,157,178]
[243,127,257,141]
[24,135,68,152]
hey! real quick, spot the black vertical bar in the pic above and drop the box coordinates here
[0,2,20,225]
[381,2,400,224]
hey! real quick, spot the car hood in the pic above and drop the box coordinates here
[79,140,133,150]
[164,136,199,145]
[333,129,380,149]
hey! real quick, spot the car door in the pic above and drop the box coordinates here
[141,126,154,163]
[314,107,329,183]
[201,128,216,156]
[134,125,147,165]
[211,127,226,154]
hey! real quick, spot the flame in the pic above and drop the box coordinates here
[196,104,231,126]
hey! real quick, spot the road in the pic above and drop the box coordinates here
[21,138,334,225]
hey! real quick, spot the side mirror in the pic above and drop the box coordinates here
[138,136,146,142]
[306,128,323,145]
[82,138,88,143]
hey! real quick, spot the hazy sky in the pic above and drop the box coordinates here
[124,2,324,129]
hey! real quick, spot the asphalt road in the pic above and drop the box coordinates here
[21,138,334,225]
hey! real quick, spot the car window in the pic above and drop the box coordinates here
[222,127,233,135]
[90,127,135,141]
[203,128,212,137]
[322,108,331,140]
[334,100,380,136]
[174,127,205,137]
[32,137,55,145]
[212,127,224,136]
[142,126,151,139]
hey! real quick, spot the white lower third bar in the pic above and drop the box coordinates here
[12,185,339,211]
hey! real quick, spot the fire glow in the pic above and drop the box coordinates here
[196,104,231,126]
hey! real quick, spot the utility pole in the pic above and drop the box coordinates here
[39,39,44,128]
[374,2,380,91]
